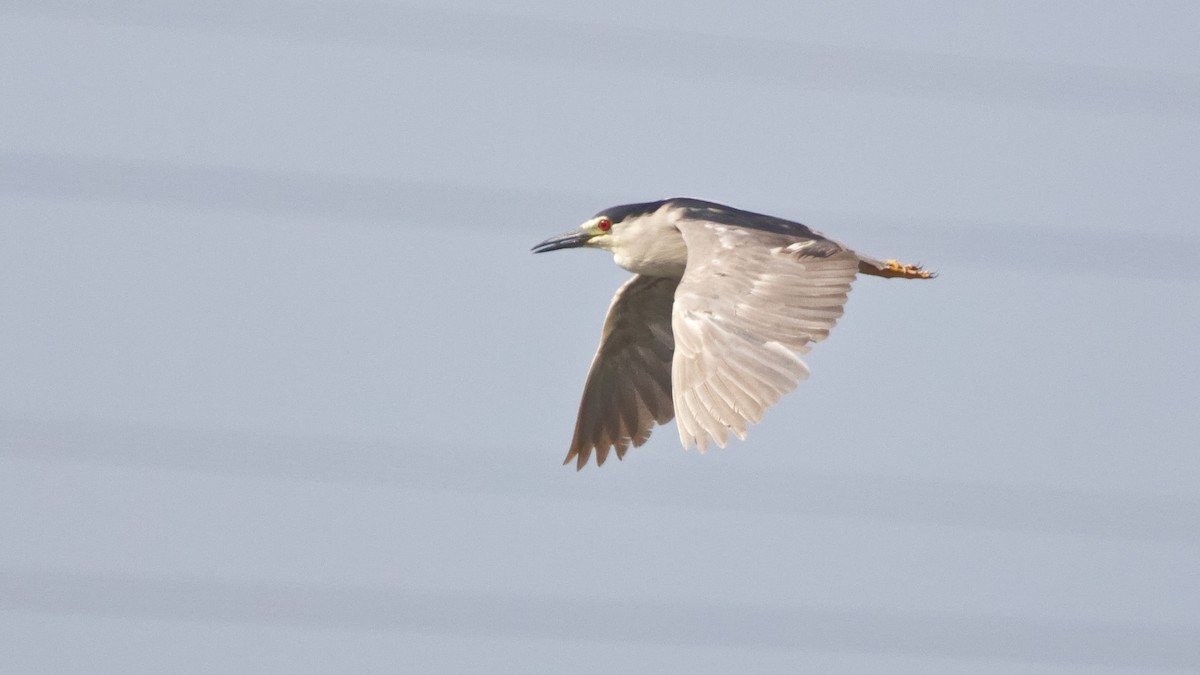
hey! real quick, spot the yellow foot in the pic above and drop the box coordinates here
[882,259,936,279]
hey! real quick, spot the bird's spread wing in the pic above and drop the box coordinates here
[566,274,679,469]
[671,221,860,450]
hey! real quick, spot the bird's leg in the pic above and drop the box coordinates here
[858,259,936,279]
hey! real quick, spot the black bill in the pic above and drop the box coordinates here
[531,230,592,254]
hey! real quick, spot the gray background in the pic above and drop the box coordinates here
[2,1,1199,672]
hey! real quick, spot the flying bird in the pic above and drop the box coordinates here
[532,198,933,469]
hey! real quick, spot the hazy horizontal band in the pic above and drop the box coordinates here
[5,0,1198,117]
[3,416,1196,545]
[2,566,1197,668]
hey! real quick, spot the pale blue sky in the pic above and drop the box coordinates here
[1,2,1198,672]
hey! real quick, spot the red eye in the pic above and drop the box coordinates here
[597,218,612,231]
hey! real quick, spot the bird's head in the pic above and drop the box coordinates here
[530,213,620,254]
[532,200,689,277]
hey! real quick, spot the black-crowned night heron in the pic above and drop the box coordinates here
[533,198,933,470]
